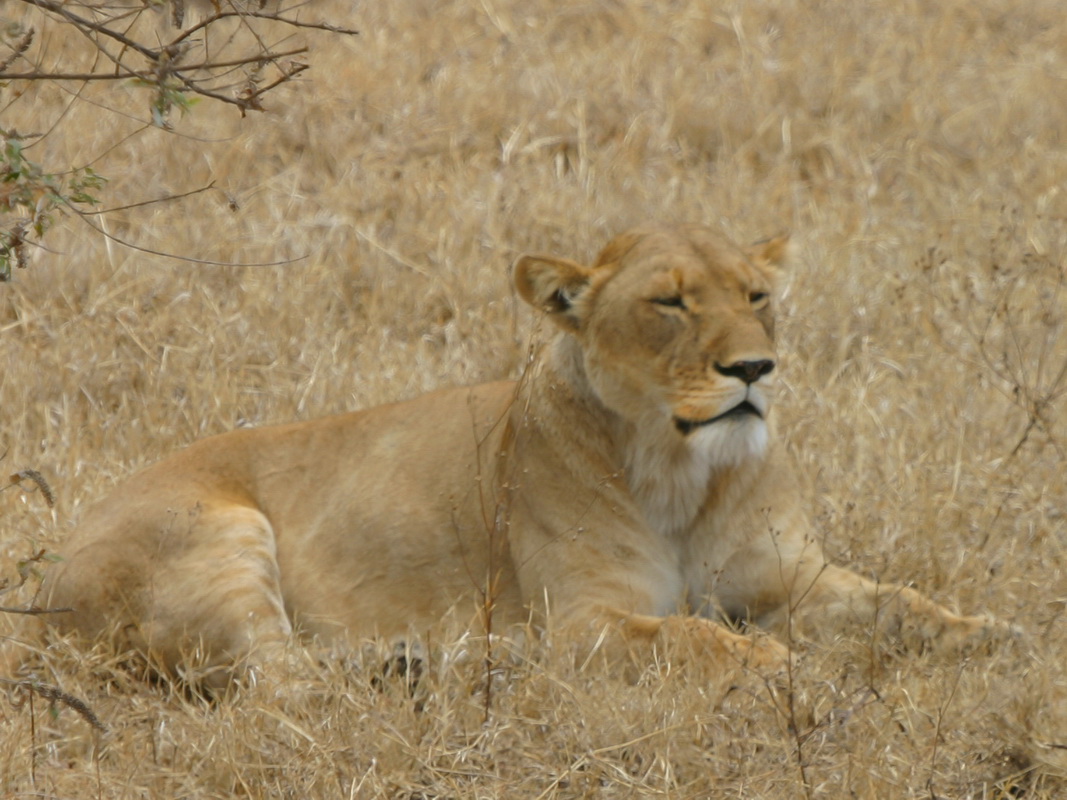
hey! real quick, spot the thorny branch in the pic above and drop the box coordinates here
[909,217,1067,546]
[0,0,358,276]
[915,221,1067,462]
[0,46,311,82]
[4,0,357,115]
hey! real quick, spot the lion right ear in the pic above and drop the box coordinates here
[513,254,593,332]
[747,234,792,277]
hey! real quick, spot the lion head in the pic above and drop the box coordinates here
[514,224,789,476]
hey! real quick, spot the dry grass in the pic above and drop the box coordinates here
[2,0,1067,796]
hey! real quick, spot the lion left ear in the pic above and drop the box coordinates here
[513,253,593,332]
[747,234,791,275]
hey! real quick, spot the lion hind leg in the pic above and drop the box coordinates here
[134,505,293,689]
[778,564,1009,655]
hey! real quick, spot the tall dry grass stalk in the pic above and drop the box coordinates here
[2,0,1066,796]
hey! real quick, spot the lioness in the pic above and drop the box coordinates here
[35,224,1003,686]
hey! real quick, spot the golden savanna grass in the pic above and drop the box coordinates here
[2,0,1066,796]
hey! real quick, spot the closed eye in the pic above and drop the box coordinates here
[749,291,769,306]
[651,295,687,309]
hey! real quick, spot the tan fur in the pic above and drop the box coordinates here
[37,224,1005,686]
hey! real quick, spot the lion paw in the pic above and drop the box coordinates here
[917,613,1022,657]
[732,633,793,676]
[957,615,1022,653]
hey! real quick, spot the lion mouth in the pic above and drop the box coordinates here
[674,400,762,435]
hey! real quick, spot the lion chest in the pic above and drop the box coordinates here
[625,440,716,539]
[622,439,770,618]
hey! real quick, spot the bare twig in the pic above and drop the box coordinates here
[14,0,158,60]
[0,43,308,80]
[169,10,359,47]
[0,604,73,615]
[90,181,217,215]
[924,660,966,798]
[66,199,308,267]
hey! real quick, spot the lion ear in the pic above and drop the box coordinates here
[513,254,593,332]
[747,234,791,276]
[593,229,645,268]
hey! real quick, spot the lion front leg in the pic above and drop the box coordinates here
[772,564,1010,656]
[586,609,792,679]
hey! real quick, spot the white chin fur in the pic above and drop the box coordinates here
[687,417,768,470]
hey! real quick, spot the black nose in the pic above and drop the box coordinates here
[715,359,775,385]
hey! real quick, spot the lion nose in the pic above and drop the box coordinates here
[714,359,775,384]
